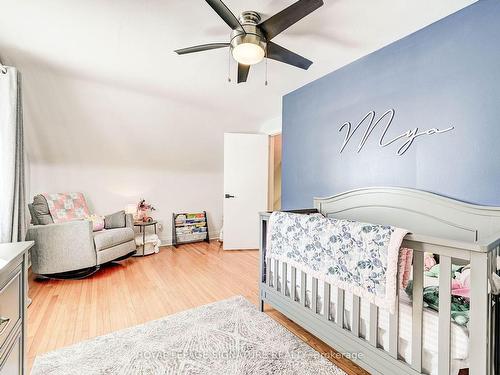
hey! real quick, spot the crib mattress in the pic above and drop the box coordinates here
[270,262,469,375]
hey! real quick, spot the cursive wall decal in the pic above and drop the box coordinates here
[338,109,454,156]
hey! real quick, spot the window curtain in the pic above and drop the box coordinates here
[0,66,26,243]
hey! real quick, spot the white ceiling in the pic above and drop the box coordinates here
[0,0,476,171]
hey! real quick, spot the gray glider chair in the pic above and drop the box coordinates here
[26,194,137,278]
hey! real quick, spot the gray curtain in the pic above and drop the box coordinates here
[0,67,26,243]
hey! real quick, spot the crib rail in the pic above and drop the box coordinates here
[259,212,498,375]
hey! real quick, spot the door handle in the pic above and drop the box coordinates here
[225,194,235,199]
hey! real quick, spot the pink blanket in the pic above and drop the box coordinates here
[42,192,90,223]
[399,248,413,289]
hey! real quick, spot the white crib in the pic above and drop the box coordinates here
[259,187,499,375]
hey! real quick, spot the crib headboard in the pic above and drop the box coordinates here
[313,187,500,243]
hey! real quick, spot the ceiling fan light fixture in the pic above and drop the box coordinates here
[174,0,324,83]
[232,42,265,65]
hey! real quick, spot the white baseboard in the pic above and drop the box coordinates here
[159,233,220,247]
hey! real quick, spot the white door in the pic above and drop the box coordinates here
[223,133,269,250]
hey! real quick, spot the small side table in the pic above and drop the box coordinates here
[134,221,158,256]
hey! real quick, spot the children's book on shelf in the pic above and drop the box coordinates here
[172,211,209,247]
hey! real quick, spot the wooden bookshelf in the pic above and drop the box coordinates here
[172,211,210,247]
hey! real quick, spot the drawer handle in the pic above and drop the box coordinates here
[0,317,10,335]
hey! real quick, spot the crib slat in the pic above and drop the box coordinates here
[266,258,272,287]
[274,260,279,291]
[388,294,399,359]
[336,288,344,328]
[301,271,307,307]
[438,255,452,375]
[324,282,331,320]
[312,278,318,313]
[282,262,287,296]
[469,252,488,375]
[352,295,360,337]
[291,266,297,301]
[369,304,378,346]
[411,251,424,372]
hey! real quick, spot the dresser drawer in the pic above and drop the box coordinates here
[0,269,21,350]
[0,330,21,375]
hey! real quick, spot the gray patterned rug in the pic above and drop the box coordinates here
[32,296,346,375]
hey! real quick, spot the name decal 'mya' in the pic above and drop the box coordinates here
[338,109,454,156]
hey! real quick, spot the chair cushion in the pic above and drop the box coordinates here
[31,195,54,225]
[93,227,134,252]
[104,210,126,229]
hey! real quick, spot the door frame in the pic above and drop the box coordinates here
[268,133,282,212]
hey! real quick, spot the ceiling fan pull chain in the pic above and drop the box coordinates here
[265,46,268,86]
[228,47,232,82]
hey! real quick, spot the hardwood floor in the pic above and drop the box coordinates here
[28,241,368,375]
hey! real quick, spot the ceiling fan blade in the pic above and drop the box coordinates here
[174,43,229,55]
[259,0,324,40]
[237,63,250,83]
[205,0,246,32]
[267,42,312,70]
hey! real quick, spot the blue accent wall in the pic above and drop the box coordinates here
[282,0,500,209]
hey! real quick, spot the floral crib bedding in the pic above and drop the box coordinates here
[267,211,408,314]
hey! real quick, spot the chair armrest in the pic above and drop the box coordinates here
[26,220,96,275]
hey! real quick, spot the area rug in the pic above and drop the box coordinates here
[32,296,346,375]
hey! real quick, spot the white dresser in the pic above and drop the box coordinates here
[0,242,33,375]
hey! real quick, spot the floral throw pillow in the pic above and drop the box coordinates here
[86,214,105,232]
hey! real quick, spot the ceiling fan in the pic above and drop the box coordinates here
[174,0,324,83]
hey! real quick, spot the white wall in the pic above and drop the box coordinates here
[11,59,270,246]
[16,67,239,245]
[260,116,282,135]
[29,162,222,244]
